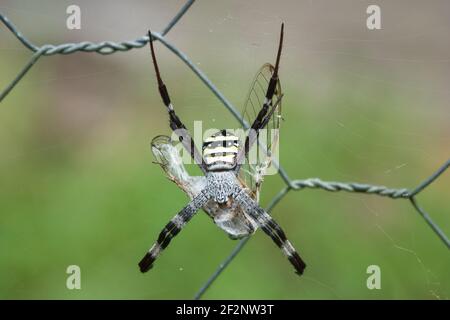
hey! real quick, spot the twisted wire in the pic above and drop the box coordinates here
[0,1,448,300]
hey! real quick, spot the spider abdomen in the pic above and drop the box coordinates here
[202,130,239,171]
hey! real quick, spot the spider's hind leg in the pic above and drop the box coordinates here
[235,23,285,171]
[147,31,207,174]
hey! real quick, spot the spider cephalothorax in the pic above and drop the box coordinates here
[139,24,306,276]
[206,171,236,204]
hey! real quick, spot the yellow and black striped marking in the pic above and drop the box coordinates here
[202,130,240,171]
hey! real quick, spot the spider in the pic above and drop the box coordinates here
[139,23,306,275]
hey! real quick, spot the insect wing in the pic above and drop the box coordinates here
[151,135,205,198]
[239,63,282,199]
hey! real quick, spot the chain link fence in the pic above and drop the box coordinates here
[1,0,448,300]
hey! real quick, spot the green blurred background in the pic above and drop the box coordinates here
[0,0,449,299]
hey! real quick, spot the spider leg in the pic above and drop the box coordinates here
[235,23,284,170]
[139,189,210,272]
[235,93,283,172]
[147,31,207,174]
[233,188,306,275]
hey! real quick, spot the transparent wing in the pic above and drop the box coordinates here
[151,135,206,199]
[238,63,282,201]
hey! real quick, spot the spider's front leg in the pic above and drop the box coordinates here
[147,31,207,174]
[139,189,210,272]
[233,187,306,275]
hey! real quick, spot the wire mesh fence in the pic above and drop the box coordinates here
[1,0,448,300]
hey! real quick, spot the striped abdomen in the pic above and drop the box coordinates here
[202,130,239,171]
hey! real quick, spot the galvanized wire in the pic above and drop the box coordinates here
[0,0,196,101]
[0,0,448,300]
[194,159,450,299]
